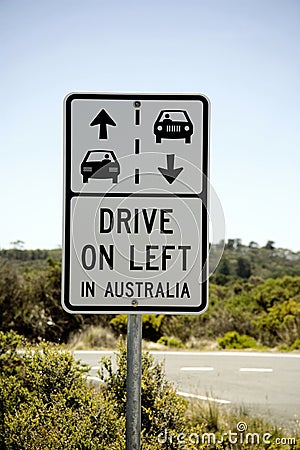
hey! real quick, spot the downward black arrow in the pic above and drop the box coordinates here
[90,109,116,139]
[158,154,183,184]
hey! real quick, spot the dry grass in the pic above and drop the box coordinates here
[68,325,117,350]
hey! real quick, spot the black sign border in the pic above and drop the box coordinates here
[62,93,209,314]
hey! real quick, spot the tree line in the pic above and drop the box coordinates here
[0,240,299,348]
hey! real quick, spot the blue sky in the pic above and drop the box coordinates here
[0,0,299,251]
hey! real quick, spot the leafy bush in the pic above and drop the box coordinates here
[0,259,82,343]
[110,314,164,341]
[253,276,300,311]
[0,331,125,449]
[290,338,300,350]
[0,261,22,332]
[157,335,184,348]
[255,297,300,347]
[99,342,187,447]
[0,331,187,449]
[217,331,258,349]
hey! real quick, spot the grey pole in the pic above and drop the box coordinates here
[126,314,142,450]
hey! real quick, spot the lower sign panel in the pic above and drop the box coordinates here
[62,196,208,314]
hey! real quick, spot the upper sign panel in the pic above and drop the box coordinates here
[64,93,209,196]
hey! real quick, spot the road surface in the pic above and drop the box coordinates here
[73,350,300,426]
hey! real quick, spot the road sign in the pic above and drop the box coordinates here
[62,93,210,314]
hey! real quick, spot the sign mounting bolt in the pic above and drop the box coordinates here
[132,300,139,307]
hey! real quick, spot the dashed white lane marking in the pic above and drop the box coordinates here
[177,391,231,404]
[181,367,214,371]
[74,351,114,355]
[239,368,273,373]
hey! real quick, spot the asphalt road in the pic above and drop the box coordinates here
[73,350,300,426]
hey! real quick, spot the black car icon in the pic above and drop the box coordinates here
[153,110,194,144]
[81,150,120,183]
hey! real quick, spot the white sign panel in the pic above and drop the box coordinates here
[62,93,210,314]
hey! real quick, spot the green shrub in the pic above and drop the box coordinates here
[217,331,258,349]
[110,314,164,341]
[290,338,300,350]
[142,314,164,341]
[0,329,24,374]
[99,342,187,446]
[253,276,300,311]
[157,335,184,348]
[255,298,300,347]
[0,331,125,449]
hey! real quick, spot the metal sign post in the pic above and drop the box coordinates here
[126,314,142,450]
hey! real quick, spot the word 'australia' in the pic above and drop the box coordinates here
[104,281,190,299]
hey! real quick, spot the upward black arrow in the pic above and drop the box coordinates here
[90,109,116,139]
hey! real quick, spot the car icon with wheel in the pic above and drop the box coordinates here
[81,149,120,183]
[153,110,193,144]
